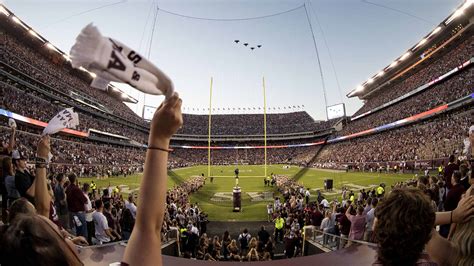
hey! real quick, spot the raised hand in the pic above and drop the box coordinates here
[149,92,183,143]
[37,135,51,160]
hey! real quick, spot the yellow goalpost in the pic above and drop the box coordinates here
[207,77,269,179]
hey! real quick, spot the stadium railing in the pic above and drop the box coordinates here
[303,225,377,252]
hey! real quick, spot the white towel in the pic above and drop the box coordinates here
[42,108,79,136]
[70,23,173,98]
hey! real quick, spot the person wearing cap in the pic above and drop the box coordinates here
[13,150,35,203]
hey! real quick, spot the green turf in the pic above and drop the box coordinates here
[79,165,417,221]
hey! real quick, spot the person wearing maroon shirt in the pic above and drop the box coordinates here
[443,155,459,190]
[311,206,324,227]
[440,171,466,238]
[66,173,88,238]
[337,207,351,249]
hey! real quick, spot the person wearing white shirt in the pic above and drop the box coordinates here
[92,199,115,244]
[320,210,334,245]
[320,198,330,208]
[305,189,311,204]
[274,197,281,212]
[83,183,94,244]
[364,198,378,242]
[125,194,137,219]
[267,203,273,222]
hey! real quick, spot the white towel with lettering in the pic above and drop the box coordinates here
[42,108,79,136]
[70,23,173,98]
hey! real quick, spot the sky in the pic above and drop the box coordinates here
[3,0,463,121]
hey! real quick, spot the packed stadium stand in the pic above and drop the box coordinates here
[319,107,471,165]
[0,0,472,172]
[179,112,333,136]
[0,1,473,265]
[352,35,473,117]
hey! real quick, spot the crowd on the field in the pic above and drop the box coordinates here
[353,36,474,117]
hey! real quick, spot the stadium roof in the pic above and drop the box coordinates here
[347,0,474,99]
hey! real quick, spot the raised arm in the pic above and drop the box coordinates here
[345,205,353,221]
[426,192,474,265]
[35,136,51,217]
[435,188,473,225]
[123,93,182,266]
[7,126,16,153]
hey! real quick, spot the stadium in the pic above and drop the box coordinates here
[0,0,473,265]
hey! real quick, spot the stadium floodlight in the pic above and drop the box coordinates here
[461,0,474,11]
[414,38,427,49]
[428,26,442,38]
[377,71,384,77]
[45,43,59,52]
[11,16,28,30]
[446,0,472,25]
[0,5,9,16]
[62,54,71,61]
[355,85,364,92]
[28,29,43,41]
[11,16,20,24]
[445,9,464,25]
[367,78,374,84]
[400,52,411,61]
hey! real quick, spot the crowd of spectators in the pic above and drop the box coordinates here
[1,32,147,126]
[340,67,472,136]
[319,108,471,164]
[354,35,473,117]
[179,112,331,136]
[0,78,149,144]
[0,13,473,266]
[171,144,322,166]
[0,126,144,176]
[270,158,473,265]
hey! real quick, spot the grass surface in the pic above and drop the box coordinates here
[79,165,417,221]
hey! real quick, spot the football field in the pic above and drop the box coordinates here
[80,165,416,221]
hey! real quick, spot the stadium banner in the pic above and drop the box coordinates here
[328,103,451,143]
[169,141,325,150]
[0,108,88,137]
[351,58,473,121]
[89,128,129,140]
